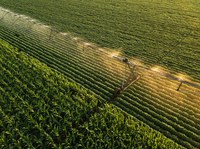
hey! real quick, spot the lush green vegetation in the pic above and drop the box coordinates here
[0,0,199,81]
[0,39,182,148]
[0,6,200,148]
[1,1,200,148]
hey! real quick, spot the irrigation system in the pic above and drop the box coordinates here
[0,6,200,97]
[112,55,200,92]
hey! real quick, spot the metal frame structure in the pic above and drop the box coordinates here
[113,56,200,92]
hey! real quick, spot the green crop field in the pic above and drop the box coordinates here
[0,0,199,81]
[0,0,200,148]
[0,39,181,148]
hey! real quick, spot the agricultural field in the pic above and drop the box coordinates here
[0,39,181,148]
[0,0,199,81]
[0,0,200,148]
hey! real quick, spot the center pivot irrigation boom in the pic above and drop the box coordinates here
[113,56,200,92]
[111,56,141,100]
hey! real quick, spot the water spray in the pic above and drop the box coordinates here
[82,42,92,51]
[10,16,20,27]
[0,11,9,22]
[112,55,200,94]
